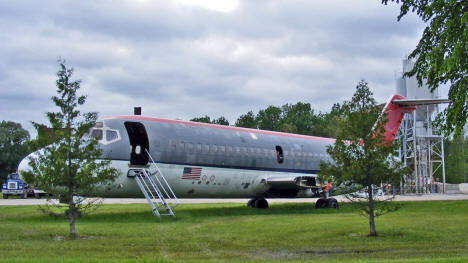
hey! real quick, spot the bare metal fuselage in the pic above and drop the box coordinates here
[84,116,335,199]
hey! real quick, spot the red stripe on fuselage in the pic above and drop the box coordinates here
[103,115,336,143]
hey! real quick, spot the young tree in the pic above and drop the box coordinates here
[383,0,467,137]
[0,121,30,183]
[22,59,120,238]
[319,80,409,236]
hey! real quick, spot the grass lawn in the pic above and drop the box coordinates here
[0,200,467,262]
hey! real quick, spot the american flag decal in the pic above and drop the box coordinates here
[182,167,202,180]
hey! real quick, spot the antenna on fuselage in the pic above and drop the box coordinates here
[134,107,142,116]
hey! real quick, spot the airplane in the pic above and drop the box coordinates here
[17,95,447,211]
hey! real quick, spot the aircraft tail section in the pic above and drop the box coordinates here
[381,94,416,143]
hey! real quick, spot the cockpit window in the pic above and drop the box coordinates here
[106,130,118,141]
[91,129,103,140]
[88,123,121,145]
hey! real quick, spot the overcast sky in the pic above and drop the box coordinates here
[0,0,431,136]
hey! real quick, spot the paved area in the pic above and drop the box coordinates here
[1,194,467,206]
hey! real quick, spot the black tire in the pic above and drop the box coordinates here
[254,199,269,209]
[21,193,26,199]
[34,193,41,199]
[315,198,326,208]
[326,198,339,209]
[3,194,8,199]
[247,199,256,208]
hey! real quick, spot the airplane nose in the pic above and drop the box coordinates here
[17,153,34,182]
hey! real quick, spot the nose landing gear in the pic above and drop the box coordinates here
[247,198,269,209]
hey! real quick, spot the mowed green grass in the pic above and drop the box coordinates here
[0,200,467,263]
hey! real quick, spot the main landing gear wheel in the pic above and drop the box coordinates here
[315,198,339,209]
[247,198,269,209]
[315,198,326,208]
[326,198,339,209]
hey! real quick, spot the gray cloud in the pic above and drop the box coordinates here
[0,0,428,135]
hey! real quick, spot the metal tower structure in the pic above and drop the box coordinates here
[395,59,446,194]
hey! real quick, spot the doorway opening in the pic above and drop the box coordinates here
[276,146,284,164]
[125,121,149,166]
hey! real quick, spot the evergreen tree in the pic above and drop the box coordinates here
[22,59,120,237]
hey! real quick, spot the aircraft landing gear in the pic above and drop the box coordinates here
[247,198,269,209]
[315,198,339,209]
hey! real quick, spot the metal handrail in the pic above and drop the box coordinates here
[145,149,180,206]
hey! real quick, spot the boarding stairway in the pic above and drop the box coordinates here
[133,150,179,217]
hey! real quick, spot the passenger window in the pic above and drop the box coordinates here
[154,140,160,148]
[241,147,247,154]
[188,143,194,153]
[179,141,185,151]
[249,147,255,156]
[197,143,202,152]
[220,145,225,153]
[106,130,118,141]
[257,148,262,157]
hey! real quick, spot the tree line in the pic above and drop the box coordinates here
[191,102,345,138]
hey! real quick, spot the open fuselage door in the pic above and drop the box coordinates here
[124,121,149,166]
[124,121,179,217]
